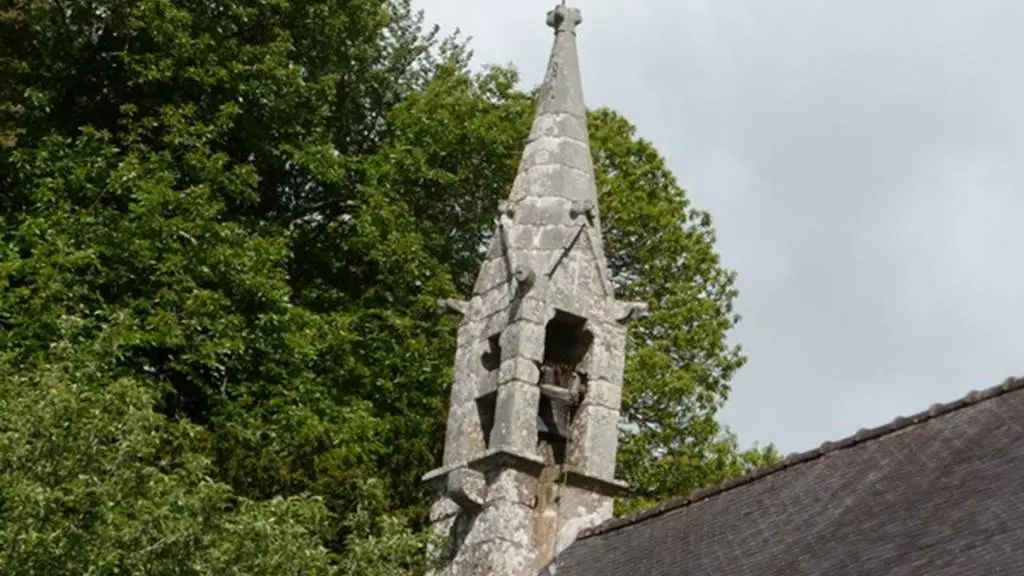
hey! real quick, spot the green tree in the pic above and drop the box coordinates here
[0,350,335,575]
[0,0,450,570]
[0,0,775,572]
[589,109,779,512]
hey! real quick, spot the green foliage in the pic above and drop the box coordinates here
[1,0,452,571]
[0,349,335,575]
[588,109,780,512]
[0,0,776,571]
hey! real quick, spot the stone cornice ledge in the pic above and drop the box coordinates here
[466,448,547,476]
[421,461,462,486]
[563,469,628,497]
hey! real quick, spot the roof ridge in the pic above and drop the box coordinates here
[579,376,1024,540]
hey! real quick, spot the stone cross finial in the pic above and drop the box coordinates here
[547,3,582,34]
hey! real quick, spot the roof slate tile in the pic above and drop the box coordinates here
[545,378,1024,576]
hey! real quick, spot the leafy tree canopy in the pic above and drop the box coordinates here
[0,0,775,572]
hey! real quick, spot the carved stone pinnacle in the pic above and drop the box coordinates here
[571,199,596,221]
[446,467,484,512]
[615,302,650,325]
[437,298,469,317]
[498,200,516,219]
[513,265,536,287]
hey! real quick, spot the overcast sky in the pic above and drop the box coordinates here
[413,0,1024,455]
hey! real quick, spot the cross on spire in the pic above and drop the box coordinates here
[547,3,582,34]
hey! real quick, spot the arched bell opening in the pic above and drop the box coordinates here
[536,310,592,465]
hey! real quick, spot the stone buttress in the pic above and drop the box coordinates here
[422,5,647,575]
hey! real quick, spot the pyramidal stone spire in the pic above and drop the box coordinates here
[494,2,614,298]
[512,3,597,202]
[423,5,648,576]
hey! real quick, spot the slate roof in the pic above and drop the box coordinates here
[544,377,1024,576]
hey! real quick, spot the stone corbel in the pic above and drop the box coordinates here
[498,200,516,220]
[421,462,487,513]
[446,466,485,512]
[570,199,596,225]
[437,298,470,317]
[513,265,536,291]
[613,301,649,325]
[498,211,516,231]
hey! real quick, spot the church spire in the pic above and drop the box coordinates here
[488,0,613,300]
[540,2,586,117]
[423,5,648,575]
[505,2,602,223]
[509,3,595,203]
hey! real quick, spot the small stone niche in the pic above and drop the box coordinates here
[476,334,501,449]
[480,334,501,372]
[476,392,496,449]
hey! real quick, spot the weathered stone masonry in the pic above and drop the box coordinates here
[422,4,647,575]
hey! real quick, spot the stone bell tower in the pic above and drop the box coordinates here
[422,4,647,575]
